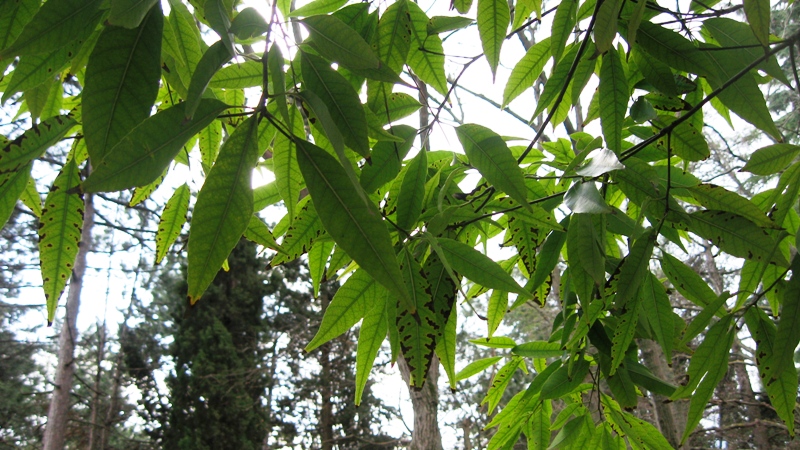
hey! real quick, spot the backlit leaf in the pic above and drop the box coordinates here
[396,248,437,387]
[476,0,510,77]
[268,198,325,267]
[355,293,388,404]
[209,60,263,89]
[407,1,448,96]
[243,216,283,253]
[308,240,334,297]
[229,7,268,40]
[741,143,800,176]
[503,38,550,107]
[302,15,381,71]
[512,340,562,358]
[0,164,32,228]
[0,115,76,174]
[550,0,576,63]
[289,0,348,17]
[108,0,160,28]
[743,0,770,47]
[767,257,800,389]
[373,0,411,74]
[437,237,530,298]
[308,269,378,351]
[456,356,503,381]
[155,183,190,264]
[185,40,233,120]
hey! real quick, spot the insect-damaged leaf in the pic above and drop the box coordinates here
[0,115,76,174]
[295,139,413,312]
[0,164,33,228]
[39,159,84,324]
[83,99,228,193]
[83,4,163,163]
[187,115,259,304]
[396,248,437,388]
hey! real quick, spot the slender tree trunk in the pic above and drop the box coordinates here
[43,193,94,450]
[732,338,770,449]
[640,339,683,449]
[399,354,443,450]
[87,323,107,450]
[319,293,334,450]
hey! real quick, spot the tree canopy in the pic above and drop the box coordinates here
[2,0,800,447]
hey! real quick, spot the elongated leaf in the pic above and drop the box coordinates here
[268,198,325,267]
[168,0,203,85]
[476,0,509,77]
[610,292,642,375]
[456,356,503,381]
[396,248,437,387]
[486,290,508,337]
[155,184,190,264]
[684,210,788,267]
[406,2,448,96]
[512,341,562,358]
[83,100,228,192]
[0,0,39,53]
[108,0,160,28]
[435,305,458,388]
[185,40,233,120]
[541,356,590,399]
[371,92,422,126]
[187,116,260,303]
[635,22,714,77]
[744,0,769,47]
[373,0,411,74]
[742,143,800,176]
[470,336,517,348]
[482,357,521,413]
[243,216,283,253]
[20,173,42,218]
[456,124,528,207]
[307,269,377,351]
[355,294,388,404]
[745,308,797,436]
[631,47,677,96]
[289,0,348,17]
[39,159,84,323]
[503,38,550,107]
[83,5,163,163]
[2,40,81,103]
[437,237,530,297]
[568,213,604,287]
[703,18,788,84]
[302,15,380,71]
[396,150,427,231]
[0,115,76,174]
[0,164,32,228]
[641,273,675,362]
[295,139,412,311]
[309,240,334,297]
[767,257,800,388]
[204,0,234,55]
[272,106,305,222]
[301,51,369,157]
[594,0,620,54]
[428,16,473,35]
[360,125,415,192]
[612,229,655,309]
[229,7,268,40]
[550,0,576,63]
[599,49,628,153]
[0,0,103,60]
[661,252,717,308]
[689,184,776,229]
[208,60,263,89]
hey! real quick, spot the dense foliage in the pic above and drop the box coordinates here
[2,0,800,447]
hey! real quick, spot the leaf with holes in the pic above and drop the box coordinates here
[482,357,522,413]
[372,0,411,74]
[689,184,777,229]
[396,248,438,387]
[0,115,76,175]
[39,159,84,324]
[155,183,190,264]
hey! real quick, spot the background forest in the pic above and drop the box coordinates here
[2,0,800,448]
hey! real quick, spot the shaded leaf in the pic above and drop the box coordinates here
[185,40,233,120]
[0,115,76,174]
[307,269,378,351]
[437,237,530,298]
[599,48,628,152]
[396,150,427,230]
[108,0,160,28]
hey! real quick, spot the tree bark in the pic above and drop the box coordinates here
[639,339,683,449]
[43,193,94,450]
[319,293,334,450]
[398,354,443,450]
[87,323,107,450]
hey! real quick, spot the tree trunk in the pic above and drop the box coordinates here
[732,338,770,449]
[43,193,94,450]
[87,323,107,450]
[639,339,683,449]
[319,293,334,450]
[398,354,443,450]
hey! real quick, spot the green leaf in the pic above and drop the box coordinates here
[564,181,612,214]
[437,237,530,298]
[599,48,628,152]
[610,291,642,375]
[301,51,369,157]
[681,292,730,345]
[373,0,411,74]
[155,183,190,264]
[268,198,325,267]
[512,341,563,358]
[0,164,32,228]
[503,38,550,107]
[767,257,800,389]
[684,210,789,267]
[689,184,777,229]
[396,150,427,231]
[39,159,84,324]
[307,269,378,351]
[0,0,39,53]
[272,106,305,222]
[302,15,381,71]
[396,248,438,387]
[168,0,204,85]
[743,0,770,47]
[243,216,283,253]
[370,92,422,126]
[20,172,42,218]
[185,40,233,120]
[186,115,260,303]
[593,0,621,54]
[456,356,503,381]
[612,229,655,309]
[360,125,415,192]
[482,357,521,413]
[453,0,473,14]
[208,60,263,89]
[550,0,576,63]
[427,16,473,35]
[355,293,388,405]
[406,2,448,96]
[83,100,228,193]
[229,8,268,40]
[541,356,590,399]
[486,289,507,338]
[703,18,788,85]
[268,44,289,126]
[295,139,413,311]
[203,0,234,55]
[0,0,104,60]
[2,40,82,104]
[634,22,714,77]
[83,5,163,163]
[308,240,334,297]
[630,48,677,96]
[470,336,517,348]
[455,124,528,208]
[289,0,348,17]
[745,308,797,436]
[476,0,510,78]
[742,143,800,176]
[567,213,605,287]
[640,273,675,362]
[108,0,160,28]
[435,304,458,389]
[661,252,717,308]
[0,115,76,174]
